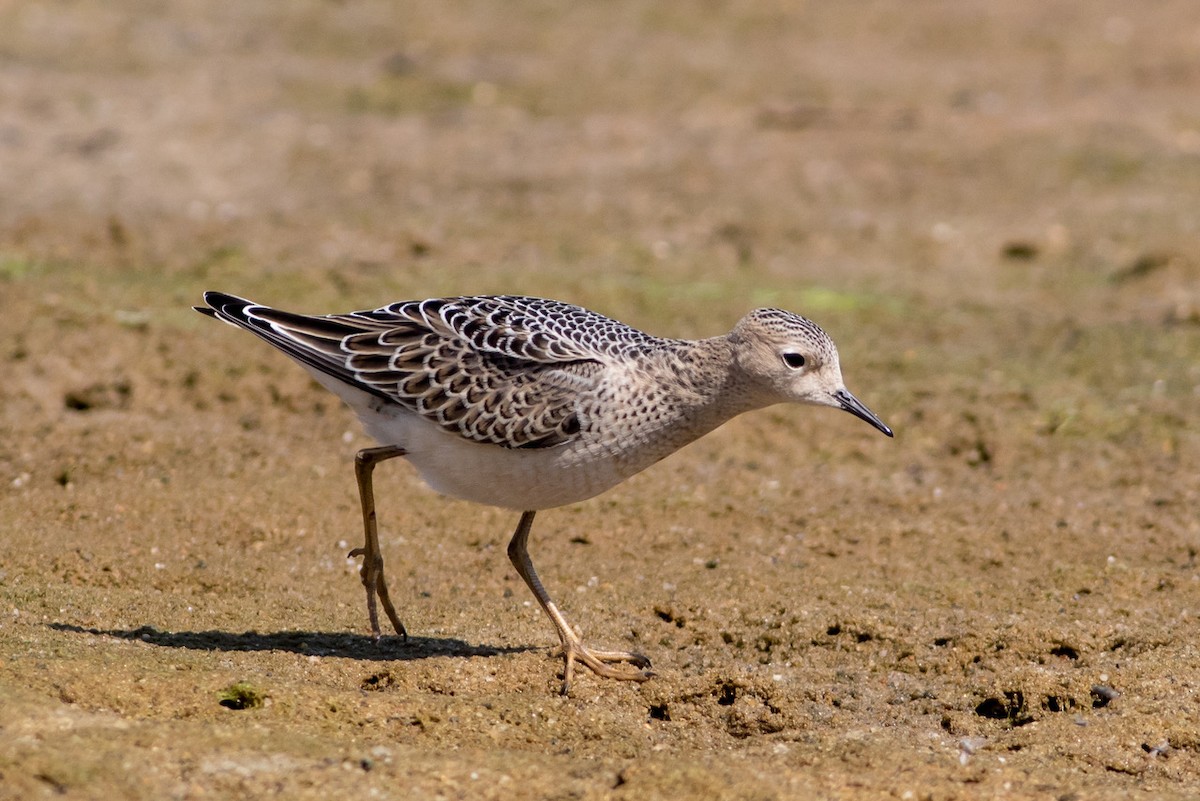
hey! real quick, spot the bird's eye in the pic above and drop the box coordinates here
[782,352,806,369]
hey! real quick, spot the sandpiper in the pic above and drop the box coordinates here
[196,292,892,692]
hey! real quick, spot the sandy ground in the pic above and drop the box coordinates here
[2,2,1199,798]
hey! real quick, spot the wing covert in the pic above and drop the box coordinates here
[208,294,615,449]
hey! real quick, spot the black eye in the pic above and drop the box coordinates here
[782,352,806,369]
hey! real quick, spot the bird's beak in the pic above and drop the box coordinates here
[833,389,893,437]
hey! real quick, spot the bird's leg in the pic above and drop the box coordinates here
[506,510,653,693]
[349,445,409,640]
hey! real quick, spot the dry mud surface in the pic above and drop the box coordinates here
[2,2,1199,799]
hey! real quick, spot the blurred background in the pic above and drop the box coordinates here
[4,2,1197,315]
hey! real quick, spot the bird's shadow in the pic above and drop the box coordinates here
[49,623,533,662]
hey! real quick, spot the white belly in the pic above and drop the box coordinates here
[321,376,631,510]
[403,425,630,510]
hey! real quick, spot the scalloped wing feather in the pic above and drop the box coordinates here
[205,294,643,449]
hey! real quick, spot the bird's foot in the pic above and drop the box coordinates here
[554,639,654,694]
[348,546,408,642]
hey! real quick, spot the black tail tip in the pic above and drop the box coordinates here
[196,291,255,317]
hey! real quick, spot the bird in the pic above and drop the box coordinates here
[195,291,893,692]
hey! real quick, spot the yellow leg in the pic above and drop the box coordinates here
[506,511,653,693]
[348,445,408,640]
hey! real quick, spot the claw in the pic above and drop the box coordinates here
[557,641,655,694]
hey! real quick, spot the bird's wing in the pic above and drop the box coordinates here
[198,293,650,449]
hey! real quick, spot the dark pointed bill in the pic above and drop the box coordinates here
[833,389,893,437]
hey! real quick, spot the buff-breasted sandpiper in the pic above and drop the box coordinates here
[196,292,893,692]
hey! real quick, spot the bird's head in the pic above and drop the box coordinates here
[730,308,893,437]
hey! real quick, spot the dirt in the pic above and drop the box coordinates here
[2,2,1199,798]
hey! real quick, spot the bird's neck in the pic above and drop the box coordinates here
[649,336,769,427]
[592,337,771,476]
